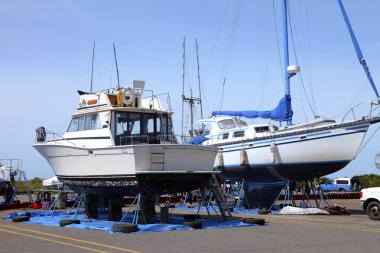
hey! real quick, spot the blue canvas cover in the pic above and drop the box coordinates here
[212,95,293,121]
[187,135,208,145]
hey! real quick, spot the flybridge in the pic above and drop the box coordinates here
[75,80,168,113]
[77,80,146,109]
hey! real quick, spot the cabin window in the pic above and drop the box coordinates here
[218,132,229,140]
[129,113,141,135]
[254,126,270,133]
[236,119,248,127]
[114,112,174,145]
[217,119,237,129]
[233,130,245,138]
[67,114,101,132]
[84,114,102,130]
[157,114,174,142]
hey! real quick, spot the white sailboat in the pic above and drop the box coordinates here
[34,80,218,196]
[191,0,380,207]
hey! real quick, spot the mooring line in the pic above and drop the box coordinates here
[0,223,141,253]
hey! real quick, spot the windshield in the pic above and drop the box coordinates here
[217,119,237,129]
[236,119,248,127]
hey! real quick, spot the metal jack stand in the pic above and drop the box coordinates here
[120,193,146,224]
[235,179,247,209]
[64,190,85,220]
[196,189,219,220]
[270,181,295,210]
[314,182,330,208]
[44,189,63,218]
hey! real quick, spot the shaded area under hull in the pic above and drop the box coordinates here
[222,161,349,209]
[59,173,213,197]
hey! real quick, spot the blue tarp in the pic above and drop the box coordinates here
[3,209,260,234]
[212,95,293,121]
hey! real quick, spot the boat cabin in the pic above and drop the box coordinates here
[62,81,177,147]
[195,117,277,145]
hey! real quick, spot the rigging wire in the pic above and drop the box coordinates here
[355,124,380,158]
[288,2,317,118]
[260,1,271,111]
[94,56,104,91]
[214,0,243,111]
[201,0,231,114]
[272,0,285,92]
[304,1,316,111]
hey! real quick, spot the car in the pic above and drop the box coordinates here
[360,187,380,220]
[316,177,361,192]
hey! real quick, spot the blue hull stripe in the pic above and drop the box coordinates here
[222,129,367,152]
[345,126,369,131]
[223,160,351,168]
[306,131,331,137]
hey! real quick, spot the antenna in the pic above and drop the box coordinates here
[90,41,95,93]
[195,38,204,118]
[113,43,121,89]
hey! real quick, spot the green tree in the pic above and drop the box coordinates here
[360,174,380,188]
[12,177,43,194]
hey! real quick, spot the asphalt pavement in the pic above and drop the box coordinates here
[0,199,379,253]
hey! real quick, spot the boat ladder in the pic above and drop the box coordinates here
[209,174,232,220]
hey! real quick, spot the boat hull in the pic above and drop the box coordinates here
[33,143,218,195]
[218,123,369,182]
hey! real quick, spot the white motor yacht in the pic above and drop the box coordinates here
[34,80,218,195]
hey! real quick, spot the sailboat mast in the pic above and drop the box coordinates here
[195,39,204,118]
[337,0,379,98]
[113,43,121,90]
[90,41,95,93]
[283,0,292,125]
[181,37,186,142]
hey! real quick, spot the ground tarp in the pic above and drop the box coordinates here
[3,210,259,234]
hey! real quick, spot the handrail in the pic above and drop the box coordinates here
[37,130,77,146]
[341,100,380,124]
[118,134,180,145]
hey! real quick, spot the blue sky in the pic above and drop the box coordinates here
[1,0,380,179]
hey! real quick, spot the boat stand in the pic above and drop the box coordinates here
[44,188,63,218]
[235,179,248,209]
[196,189,220,220]
[120,193,147,224]
[63,190,85,220]
[313,181,330,208]
[270,181,295,210]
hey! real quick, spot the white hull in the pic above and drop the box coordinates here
[34,143,218,179]
[214,123,371,181]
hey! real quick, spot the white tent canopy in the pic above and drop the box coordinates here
[43,176,63,187]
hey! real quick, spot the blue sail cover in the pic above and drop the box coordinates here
[212,95,293,121]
